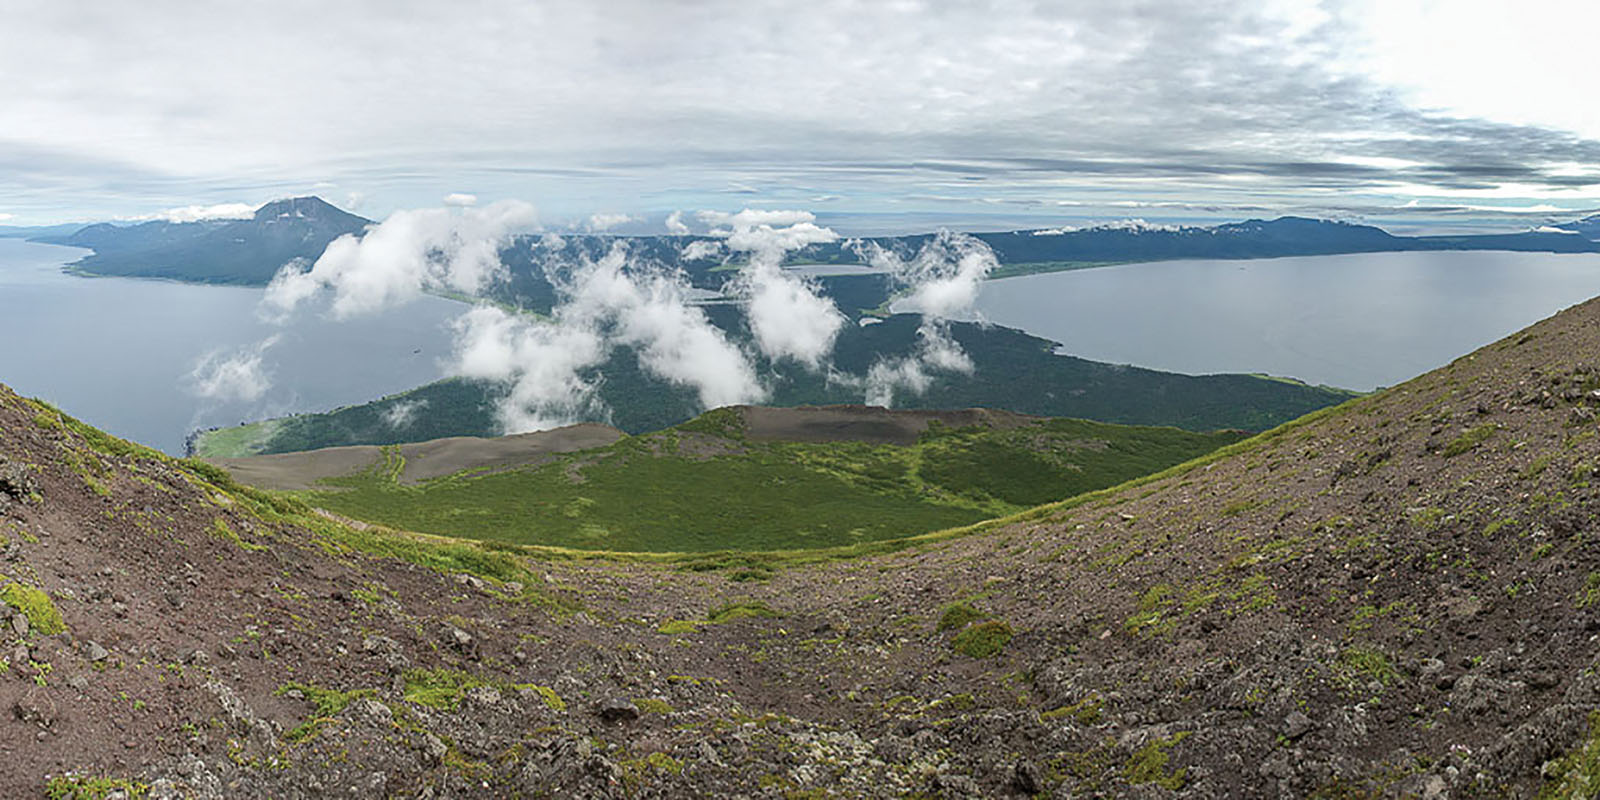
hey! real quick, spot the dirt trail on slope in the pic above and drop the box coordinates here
[211,423,623,490]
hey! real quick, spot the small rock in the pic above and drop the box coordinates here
[1421,773,1448,800]
[1011,759,1043,794]
[447,626,473,649]
[464,686,503,707]
[421,733,448,766]
[697,740,722,766]
[85,641,110,661]
[598,698,640,723]
[12,698,53,727]
[1284,711,1315,740]
[12,613,29,637]
[1260,755,1292,780]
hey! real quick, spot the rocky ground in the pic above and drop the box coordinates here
[6,298,1600,797]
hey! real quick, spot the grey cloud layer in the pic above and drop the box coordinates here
[1,0,1595,221]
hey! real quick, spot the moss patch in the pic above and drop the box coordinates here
[1124,731,1192,789]
[45,775,149,800]
[1443,424,1497,457]
[707,600,780,624]
[275,682,377,742]
[1540,711,1600,799]
[952,620,1014,658]
[0,578,66,635]
[936,601,987,632]
[402,668,490,711]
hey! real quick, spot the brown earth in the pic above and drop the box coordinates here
[210,423,624,491]
[3,297,1600,797]
[737,404,1041,445]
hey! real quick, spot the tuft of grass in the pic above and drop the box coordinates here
[1335,645,1400,689]
[274,682,376,742]
[209,517,268,552]
[44,775,149,800]
[1539,711,1600,799]
[952,620,1014,658]
[402,668,487,711]
[657,619,701,635]
[1124,731,1192,789]
[707,600,781,624]
[1041,696,1103,725]
[1443,424,1497,457]
[936,601,986,632]
[0,579,66,635]
[634,698,676,714]
[1579,573,1600,610]
[529,685,566,712]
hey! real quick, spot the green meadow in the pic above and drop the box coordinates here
[299,412,1248,553]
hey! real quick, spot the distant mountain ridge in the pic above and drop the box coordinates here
[28,196,1600,290]
[1554,213,1600,239]
[33,196,370,284]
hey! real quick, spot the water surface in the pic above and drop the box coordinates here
[973,251,1600,391]
[0,239,462,454]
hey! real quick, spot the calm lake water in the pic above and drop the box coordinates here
[973,250,1600,392]
[0,239,462,454]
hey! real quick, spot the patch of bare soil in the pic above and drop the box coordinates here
[738,403,1040,445]
[211,423,623,490]
[6,296,1600,797]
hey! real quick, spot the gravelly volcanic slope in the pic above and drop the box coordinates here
[6,296,1600,797]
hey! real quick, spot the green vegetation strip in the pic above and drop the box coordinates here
[295,414,1247,554]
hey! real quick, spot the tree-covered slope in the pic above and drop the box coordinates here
[193,315,1356,458]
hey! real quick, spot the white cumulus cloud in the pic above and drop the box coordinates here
[185,335,280,403]
[851,231,997,406]
[703,208,846,369]
[134,202,257,223]
[382,398,429,428]
[586,212,634,232]
[260,199,539,320]
[450,242,764,432]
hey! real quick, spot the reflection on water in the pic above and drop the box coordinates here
[0,239,463,454]
[973,250,1600,391]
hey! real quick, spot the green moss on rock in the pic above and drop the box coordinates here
[1,579,66,635]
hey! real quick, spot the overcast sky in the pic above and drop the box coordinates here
[2,0,1597,232]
